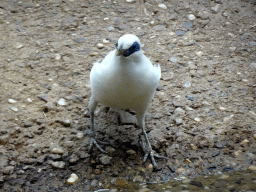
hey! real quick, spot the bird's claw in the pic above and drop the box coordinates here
[88,138,108,154]
[139,137,166,168]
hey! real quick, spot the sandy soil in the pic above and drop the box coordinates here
[0,0,256,191]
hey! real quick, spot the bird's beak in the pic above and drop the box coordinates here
[116,49,125,56]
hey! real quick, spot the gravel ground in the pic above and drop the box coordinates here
[0,0,256,191]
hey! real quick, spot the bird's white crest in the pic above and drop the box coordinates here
[117,34,141,50]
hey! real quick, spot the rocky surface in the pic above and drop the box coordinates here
[0,0,256,191]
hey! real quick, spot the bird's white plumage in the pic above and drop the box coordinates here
[88,34,163,167]
[90,34,161,114]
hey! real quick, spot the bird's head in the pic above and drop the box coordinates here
[116,34,141,58]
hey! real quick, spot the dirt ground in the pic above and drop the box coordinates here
[0,0,256,191]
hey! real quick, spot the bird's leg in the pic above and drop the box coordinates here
[87,98,108,153]
[137,113,166,168]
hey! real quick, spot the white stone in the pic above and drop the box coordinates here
[97,43,104,49]
[194,117,201,122]
[188,14,195,20]
[102,39,110,44]
[54,54,61,61]
[248,165,256,171]
[174,107,185,115]
[196,51,203,56]
[233,150,242,157]
[16,43,23,49]
[103,17,109,21]
[219,107,226,111]
[184,81,191,88]
[211,4,220,13]
[158,3,167,9]
[51,148,64,154]
[8,99,17,104]
[67,173,79,184]
[58,98,66,106]
[27,98,32,102]
[202,101,210,106]
[76,132,84,139]
[242,79,248,82]
[169,31,175,36]
[185,106,193,111]
[51,161,65,169]
[241,139,249,146]
[11,107,19,112]
[175,118,183,125]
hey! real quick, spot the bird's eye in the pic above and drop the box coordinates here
[132,45,136,50]
[116,42,118,48]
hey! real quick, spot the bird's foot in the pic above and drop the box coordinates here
[88,137,108,154]
[139,137,166,169]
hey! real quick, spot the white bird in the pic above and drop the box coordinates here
[88,34,164,168]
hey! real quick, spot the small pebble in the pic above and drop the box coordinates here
[153,25,165,31]
[108,26,115,31]
[188,14,195,20]
[176,167,186,174]
[99,155,112,165]
[184,158,191,164]
[187,96,194,101]
[248,165,256,171]
[146,164,153,172]
[233,150,242,157]
[16,43,23,49]
[174,107,185,115]
[67,173,79,184]
[76,132,84,139]
[102,39,110,44]
[158,3,167,9]
[175,118,183,125]
[27,98,32,102]
[127,149,136,155]
[176,30,184,36]
[190,144,198,150]
[170,56,180,63]
[194,117,201,122]
[196,51,203,56]
[219,107,226,111]
[90,52,99,56]
[11,107,19,112]
[185,106,193,111]
[211,4,220,13]
[94,169,101,175]
[126,0,135,2]
[184,81,191,88]
[51,161,65,168]
[97,43,104,49]
[51,148,64,154]
[63,119,71,127]
[241,139,249,146]
[58,98,66,106]
[183,22,192,29]
[8,99,17,104]
[103,17,109,21]
[54,54,61,61]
